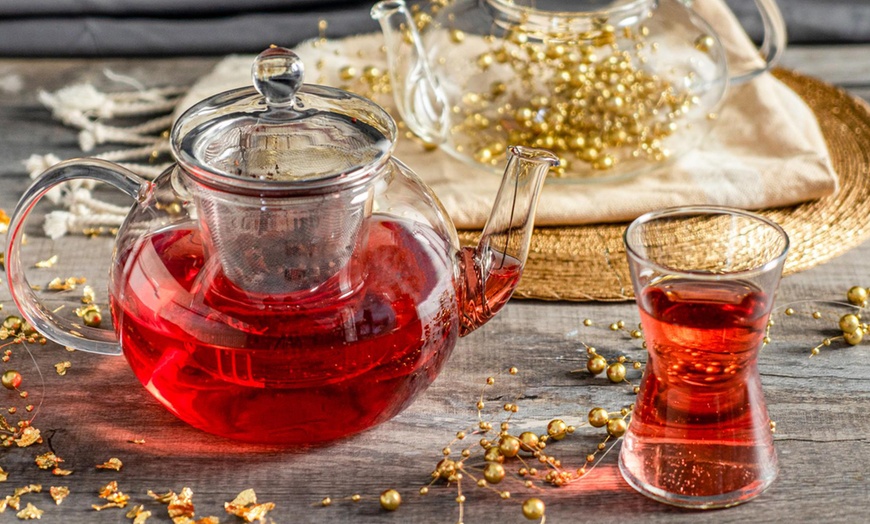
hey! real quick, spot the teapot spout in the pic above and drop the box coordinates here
[371,0,447,144]
[458,146,559,336]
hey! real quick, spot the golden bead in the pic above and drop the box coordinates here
[694,34,716,53]
[476,401,485,410]
[436,459,456,479]
[546,419,568,441]
[321,497,332,507]
[351,494,361,502]
[456,431,466,440]
[587,354,607,375]
[339,65,357,81]
[499,435,521,458]
[844,328,864,346]
[812,311,822,319]
[1,370,22,390]
[840,314,861,334]
[484,462,506,484]
[486,376,495,385]
[450,29,466,43]
[785,308,795,316]
[847,286,868,306]
[522,498,545,520]
[500,491,511,500]
[379,489,401,511]
[484,446,504,463]
[519,431,539,451]
[419,487,429,495]
[588,407,609,428]
[509,366,519,375]
[2,316,22,332]
[606,362,626,383]
[583,318,593,326]
[456,495,466,503]
[607,418,628,438]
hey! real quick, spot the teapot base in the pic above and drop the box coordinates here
[112,218,459,444]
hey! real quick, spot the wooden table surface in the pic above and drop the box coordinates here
[0,46,868,523]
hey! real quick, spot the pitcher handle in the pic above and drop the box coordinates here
[729,0,787,84]
[5,158,150,356]
[682,0,787,84]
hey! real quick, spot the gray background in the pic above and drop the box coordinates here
[0,0,866,57]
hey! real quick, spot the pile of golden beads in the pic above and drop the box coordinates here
[449,24,696,178]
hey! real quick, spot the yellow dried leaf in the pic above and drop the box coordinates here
[93,502,126,511]
[47,276,86,291]
[14,427,41,447]
[49,486,69,505]
[15,502,42,520]
[0,498,6,513]
[225,490,275,523]
[228,489,257,507]
[98,481,118,499]
[4,495,19,511]
[54,362,71,376]
[127,504,153,523]
[51,468,73,476]
[147,490,175,504]
[81,285,95,304]
[34,255,58,269]
[96,458,123,471]
[168,487,195,518]
[35,452,63,470]
[12,485,41,497]
[128,439,146,445]
[195,518,220,524]
[0,466,7,482]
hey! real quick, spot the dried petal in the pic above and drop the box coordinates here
[51,468,73,476]
[47,277,86,291]
[15,502,42,520]
[4,495,19,511]
[81,285,95,304]
[14,427,40,447]
[225,489,275,523]
[0,209,9,234]
[35,452,63,470]
[228,489,257,507]
[128,439,146,445]
[54,362,71,376]
[13,485,41,497]
[93,502,126,511]
[49,486,69,505]
[96,458,123,471]
[0,466,7,482]
[34,255,58,269]
[98,481,118,499]
[168,487,195,518]
[126,504,153,523]
[147,490,175,504]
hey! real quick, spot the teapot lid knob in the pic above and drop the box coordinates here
[252,46,304,106]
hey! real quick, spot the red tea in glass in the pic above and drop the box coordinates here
[620,207,788,508]
[112,218,521,443]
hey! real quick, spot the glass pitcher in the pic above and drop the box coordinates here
[373,0,786,182]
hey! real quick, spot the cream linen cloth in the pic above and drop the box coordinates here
[176,0,836,229]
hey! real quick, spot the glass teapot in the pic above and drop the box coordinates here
[372,0,786,182]
[4,48,558,444]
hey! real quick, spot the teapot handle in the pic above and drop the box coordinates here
[4,159,150,356]
[684,0,787,84]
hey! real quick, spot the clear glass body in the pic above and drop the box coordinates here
[621,206,789,508]
[108,161,466,443]
[375,0,786,183]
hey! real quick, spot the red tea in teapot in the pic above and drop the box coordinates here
[112,216,519,443]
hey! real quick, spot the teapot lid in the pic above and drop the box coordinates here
[171,47,397,194]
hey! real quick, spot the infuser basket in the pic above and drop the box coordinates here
[173,47,395,294]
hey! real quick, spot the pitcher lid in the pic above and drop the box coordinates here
[171,46,397,194]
